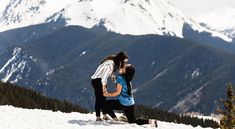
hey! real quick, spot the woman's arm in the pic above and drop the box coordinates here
[103,83,122,97]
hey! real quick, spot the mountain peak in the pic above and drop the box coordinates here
[196,7,235,38]
[45,0,192,37]
[0,0,232,42]
[0,0,46,24]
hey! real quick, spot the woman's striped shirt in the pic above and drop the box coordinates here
[91,60,114,85]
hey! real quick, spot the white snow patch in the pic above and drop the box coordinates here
[0,47,25,82]
[131,88,138,94]
[151,61,156,67]
[153,101,163,108]
[167,55,182,65]
[46,69,55,76]
[10,74,21,84]
[1,60,27,83]
[191,68,200,79]
[0,47,35,83]
[0,105,216,129]
[79,51,87,57]
[152,68,168,81]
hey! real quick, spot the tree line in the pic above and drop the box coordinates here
[0,82,88,113]
[134,105,219,128]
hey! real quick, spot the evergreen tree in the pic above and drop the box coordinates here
[217,83,235,129]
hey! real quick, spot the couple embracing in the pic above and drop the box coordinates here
[91,51,157,127]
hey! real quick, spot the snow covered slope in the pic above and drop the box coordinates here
[0,0,76,30]
[0,0,232,42]
[0,105,216,129]
[196,7,235,38]
[0,46,43,86]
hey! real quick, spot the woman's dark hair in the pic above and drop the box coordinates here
[114,51,128,70]
[100,55,116,64]
[124,65,135,95]
[100,51,128,71]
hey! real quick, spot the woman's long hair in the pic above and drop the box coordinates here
[114,51,128,70]
[100,55,116,64]
[100,51,128,72]
[124,65,135,95]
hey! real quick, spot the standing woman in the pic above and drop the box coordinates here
[91,51,128,121]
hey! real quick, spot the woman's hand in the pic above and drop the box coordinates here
[110,73,116,83]
[103,90,109,96]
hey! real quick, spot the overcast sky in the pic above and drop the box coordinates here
[168,0,235,18]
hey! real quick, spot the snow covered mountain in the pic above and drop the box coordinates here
[0,105,217,129]
[1,25,235,115]
[0,0,232,42]
[224,28,235,38]
[0,0,76,30]
[196,7,235,38]
[0,46,44,87]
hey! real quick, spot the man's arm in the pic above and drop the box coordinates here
[103,84,122,97]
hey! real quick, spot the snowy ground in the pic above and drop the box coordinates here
[0,105,217,129]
